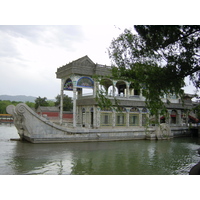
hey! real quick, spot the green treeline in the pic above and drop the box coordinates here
[0,94,73,114]
[0,100,22,114]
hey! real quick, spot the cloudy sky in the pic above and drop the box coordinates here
[0,25,134,99]
[0,25,198,100]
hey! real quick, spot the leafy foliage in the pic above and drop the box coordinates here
[134,25,200,88]
[0,100,37,114]
[35,96,49,109]
[35,97,61,110]
[0,100,24,114]
[95,88,120,111]
[109,25,200,117]
[0,98,58,114]
[93,75,121,111]
[55,94,73,111]
[47,100,55,107]
[25,101,35,108]
[193,103,200,120]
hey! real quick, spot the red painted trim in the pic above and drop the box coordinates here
[37,112,73,119]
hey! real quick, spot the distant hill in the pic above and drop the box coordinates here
[0,95,37,102]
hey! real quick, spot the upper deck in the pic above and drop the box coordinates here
[56,55,195,111]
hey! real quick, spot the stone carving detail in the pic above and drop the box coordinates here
[6,105,15,116]
[16,103,26,115]
[155,123,173,139]
[7,104,25,139]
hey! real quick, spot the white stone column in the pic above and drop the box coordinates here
[186,110,189,127]
[113,81,117,97]
[126,83,130,99]
[112,85,115,97]
[131,89,134,96]
[93,106,97,128]
[126,108,130,127]
[138,108,143,127]
[146,113,150,125]
[167,109,171,125]
[73,86,77,128]
[112,109,116,127]
[93,81,97,98]
[96,107,100,128]
[177,110,182,125]
[85,107,90,128]
[140,89,143,99]
[158,113,161,125]
[59,79,64,125]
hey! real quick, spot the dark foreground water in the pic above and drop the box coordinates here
[0,124,200,175]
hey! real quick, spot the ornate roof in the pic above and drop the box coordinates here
[56,55,111,79]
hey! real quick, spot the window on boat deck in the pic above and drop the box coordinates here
[105,115,109,124]
[116,113,126,126]
[101,113,112,126]
[129,114,139,126]
[129,107,139,126]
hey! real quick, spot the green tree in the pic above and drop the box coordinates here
[134,25,200,88]
[0,100,22,114]
[35,96,48,109]
[193,103,200,121]
[0,100,11,114]
[47,100,55,107]
[108,25,200,118]
[55,94,73,111]
[25,101,35,108]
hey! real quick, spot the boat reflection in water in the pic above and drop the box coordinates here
[8,134,200,175]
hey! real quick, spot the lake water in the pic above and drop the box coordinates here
[0,124,200,175]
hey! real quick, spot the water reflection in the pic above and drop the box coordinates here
[1,125,200,175]
[9,142,73,174]
[69,139,200,175]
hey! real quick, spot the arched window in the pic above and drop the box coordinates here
[118,107,127,112]
[130,107,140,112]
[116,81,127,97]
[99,78,114,96]
[77,77,94,88]
[142,107,148,113]
[101,107,112,111]
[64,78,73,90]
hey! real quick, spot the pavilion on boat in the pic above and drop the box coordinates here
[56,55,197,129]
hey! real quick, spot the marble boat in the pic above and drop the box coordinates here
[6,56,196,143]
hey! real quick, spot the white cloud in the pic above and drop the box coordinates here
[0,25,119,98]
[0,25,87,99]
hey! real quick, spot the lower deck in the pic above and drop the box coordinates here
[72,104,191,130]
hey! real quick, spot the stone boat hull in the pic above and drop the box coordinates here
[6,103,189,143]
